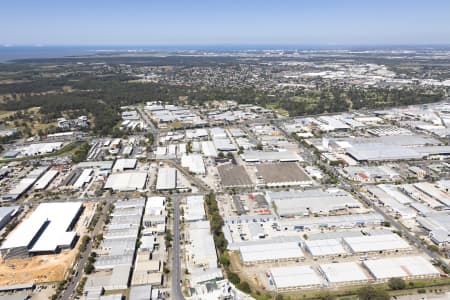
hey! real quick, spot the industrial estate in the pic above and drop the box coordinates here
[1,48,450,300]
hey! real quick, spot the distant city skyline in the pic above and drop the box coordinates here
[1,0,450,46]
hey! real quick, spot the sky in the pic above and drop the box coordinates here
[1,0,450,46]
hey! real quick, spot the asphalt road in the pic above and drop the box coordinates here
[61,201,111,300]
[171,196,185,300]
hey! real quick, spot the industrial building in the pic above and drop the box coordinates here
[266,188,361,217]
[239,241,304,265]
[0,206,19,231]
[2,166,49,201]
[181,154,206,175]
[112,158,137,172]
[0,202,82,259]
[104,172,147,191]
[241,151,303,163]
[304,238,347,257]
[270,265,321,291]
[187,221,218,268]
[343,233,411,254]
[363,256,440,282]
[279,213,384,230]
[185,195,206,222]
[155,167,177,190]
[33,169,59,190]
[256,163,312,187]
[217,164,253,188]
[319,262,369,286]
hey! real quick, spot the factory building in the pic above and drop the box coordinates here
[0,202,82,259]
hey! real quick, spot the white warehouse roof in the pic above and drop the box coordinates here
[181,154,206,175]
[304,238,347,257]
[1,202,82,253]
[156,167,177,190]
[104,172,147,191]
[240,241,303,263]
[242,151,303,162]
[363,256,439,280]
[270,265,321,290]
[34,170,59,190]
[320,262,369,284]
[185,195,205,222]
[112,159,137,172]
[343,233,411,253]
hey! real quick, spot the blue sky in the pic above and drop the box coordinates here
[1,0,449,46]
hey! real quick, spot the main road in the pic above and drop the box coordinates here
[61,201,111,300]
[171,196,185,300]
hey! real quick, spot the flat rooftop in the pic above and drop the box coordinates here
[270,265,321,289]
[1,202,82,253]
[256,162,311,185]
[217,164,252,188]
[320,262,369,284]
[104,172,147,191]
[363,256,439,280]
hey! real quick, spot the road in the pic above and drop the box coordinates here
[171,196,185,300]
[162,159,210,192]
[61,201,111,300]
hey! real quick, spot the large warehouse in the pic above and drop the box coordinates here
[0,202,82,259]
[241,151,303,163]
[156,167,177,190]
[363,256,440,282]
[270,265,321,292]
[104,172,148,191]
[304,238,347,257]
[239,241,304,265]
[256,162,312,187]
[266,188,361,217]
[0,206,19,231]
[343,233,411,254]
[319,262,369,286]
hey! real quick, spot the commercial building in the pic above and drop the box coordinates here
[363,256,440,282]
[0,202,82,259]
[319,262,369,286]
[0,206,19,231]
[266,188,361,217]
[256,163,312,187]
[34,169,59,190]
[239,241,304,265]
[304,238,347,257]
[217,164,252,188]
[155,167,177,190]
[104,172,147,191]
[112,158,137,172]
[241,151,303,163]
[181,154,206,175]
[343,233,411,254]
[270,265,321,291]
[2,166,48,201]
[187,221,218,268]
[185,195,205,222]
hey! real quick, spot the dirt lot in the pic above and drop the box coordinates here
[0,246,77,285]
[0,202,95,285]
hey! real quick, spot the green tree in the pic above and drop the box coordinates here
[357,286,389,300]
[388,277,406,290]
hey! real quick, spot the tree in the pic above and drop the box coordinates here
[237,281,251,294]
[388,278,406,290]
[357,286,390,300]
[219,253,230,267]
[227,271,240,285]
